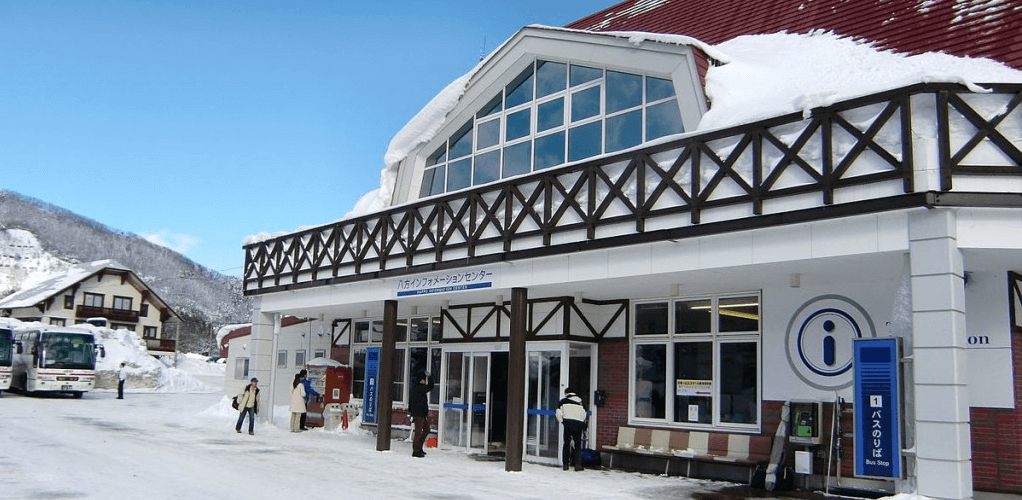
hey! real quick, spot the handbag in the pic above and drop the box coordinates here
[231,396,239,410]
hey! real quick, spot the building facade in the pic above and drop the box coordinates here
[0,260,180,356]
[240,5,1022,499]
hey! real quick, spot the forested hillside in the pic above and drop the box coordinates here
[0,190,251,354]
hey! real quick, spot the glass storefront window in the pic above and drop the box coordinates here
[632,293,760,429]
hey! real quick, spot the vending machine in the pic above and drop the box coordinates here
[304,363,352,428]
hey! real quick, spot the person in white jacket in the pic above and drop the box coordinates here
[555,387,588,471]
[289,374,307,432]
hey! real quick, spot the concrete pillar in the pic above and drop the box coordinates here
[505,287,527,472]
[376,300,397,451]
[248,307,280,424]
[909,209,972,500]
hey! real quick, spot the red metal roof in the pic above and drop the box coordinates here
[566,0,1022,71]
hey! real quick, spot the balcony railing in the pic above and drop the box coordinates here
[76,305,140,323]
[244,83,1022,296]
[145,338,176,353]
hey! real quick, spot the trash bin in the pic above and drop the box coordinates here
[323,403,343,431]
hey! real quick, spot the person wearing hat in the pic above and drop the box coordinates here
[556,387,588,471]
[235,378,260,435]
[409,372,434,457]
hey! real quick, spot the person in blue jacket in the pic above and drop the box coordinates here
[298,369,321,430]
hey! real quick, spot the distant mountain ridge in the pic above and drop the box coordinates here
[0,189,251,354]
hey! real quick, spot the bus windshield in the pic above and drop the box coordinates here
[41,332,96,369]
[0,329,11,366]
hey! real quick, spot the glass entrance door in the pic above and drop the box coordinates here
[441,349,508,455]
[525,342,596,464]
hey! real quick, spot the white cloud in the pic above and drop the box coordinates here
[143,230,199,254]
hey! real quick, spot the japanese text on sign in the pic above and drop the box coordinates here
[395,269,496,297]
[853,338,901,479]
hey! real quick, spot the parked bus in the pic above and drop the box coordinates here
[0,326,13,396]
[11,326,103,398]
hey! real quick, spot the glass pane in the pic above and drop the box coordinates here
[646,100,684,141]
[673,341,712,424]
[506,109,531,141]
[502,141,532,178]
[568,121,601,162]
[392,348,406,403]
[354,321,370,343]
[470,355,488,449]
[449,121,473,159]
[675,299,712,334]
[477,93,503,118]
[431,316,443,342]
[409,347,428,383]
[371,320,383,342]
[410,317,429,342]
[473,150,500,186]
[720,342,758,424]
[570,65,601,87]
[429,347,442,405]
[534,132,565,170]
[570,86,600,122]
[537,98,564,132]
[606,70,642,114]
[506,65,535,108]
[477,119,500,150]
[352,348,366,398]
[526,350,561,459]
[427,145,446,167]
[646,76,675,102]
[443,352,466,447]
[536,60,566,98]
[605,109,642,153]
[635,302,668,335]
[447,158,472,191]
[719,296,760,332]
[634,344,666,419]
[395,319,408,342]
[420,166,446,197]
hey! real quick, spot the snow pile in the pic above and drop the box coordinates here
[91,325,221,393]
[699,31,1022,131]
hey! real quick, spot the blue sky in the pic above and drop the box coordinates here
[0,0,611,276]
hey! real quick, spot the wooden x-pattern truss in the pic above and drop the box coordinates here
[245,83,1022,295]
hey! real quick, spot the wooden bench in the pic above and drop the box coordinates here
[602,426,772,483]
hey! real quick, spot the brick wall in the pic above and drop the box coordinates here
[969,327,1022,494]
[595,338,629,448]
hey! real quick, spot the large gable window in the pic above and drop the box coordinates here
[420,60,685,198]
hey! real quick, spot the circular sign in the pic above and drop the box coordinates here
[785,295,876,390]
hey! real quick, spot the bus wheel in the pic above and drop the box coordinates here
[72,391,83,399]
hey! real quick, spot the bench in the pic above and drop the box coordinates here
[601,426,772,483]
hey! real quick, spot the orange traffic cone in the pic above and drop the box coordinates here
[342,409,349,430]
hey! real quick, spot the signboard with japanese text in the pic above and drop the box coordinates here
[395,268,496,297]
[676,379,712,397]
[362,347,379,424]
[853,337,902,479]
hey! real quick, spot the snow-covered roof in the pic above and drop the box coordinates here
[0,259,132,309]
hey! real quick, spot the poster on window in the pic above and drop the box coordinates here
[676,379,712,397]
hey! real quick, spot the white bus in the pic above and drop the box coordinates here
[0,326,13,396]
[11,326,103,398]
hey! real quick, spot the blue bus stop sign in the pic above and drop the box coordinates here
[853,337,902,479]
[363,347,380,424]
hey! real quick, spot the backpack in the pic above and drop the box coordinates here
[231,396,239,410]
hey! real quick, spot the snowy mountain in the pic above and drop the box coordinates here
[0,190,251,354]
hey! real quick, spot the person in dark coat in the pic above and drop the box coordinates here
[556,387,588,471]
[409,372,434,457]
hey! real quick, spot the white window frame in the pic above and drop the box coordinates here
[629,291,762,432]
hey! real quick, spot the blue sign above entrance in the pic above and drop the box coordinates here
[853,337,902,479]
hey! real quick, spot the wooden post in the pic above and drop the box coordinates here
[376,300,397,451]
[505,287,527,471]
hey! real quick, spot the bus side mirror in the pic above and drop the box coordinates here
[97,345,106,358]
[15,341,22,354]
